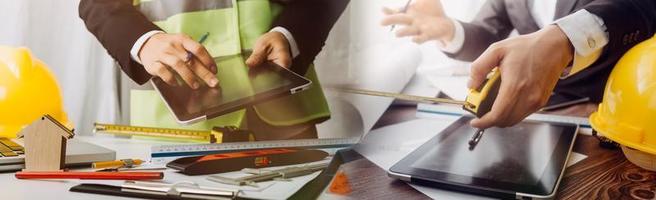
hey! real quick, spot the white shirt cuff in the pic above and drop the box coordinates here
[130,30,164,64]
[439,19,465,54]
[555,9,608,77]
[270,26,300,58]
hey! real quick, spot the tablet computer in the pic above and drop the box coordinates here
[388,116,578,199]
[152,61,311,125]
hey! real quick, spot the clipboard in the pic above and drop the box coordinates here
[70,181,237,200]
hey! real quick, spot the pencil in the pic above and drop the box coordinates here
[15,171,163,180]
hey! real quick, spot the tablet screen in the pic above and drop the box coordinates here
[152,56,311,124]
[410,121,562,186]
[389,116,578,197]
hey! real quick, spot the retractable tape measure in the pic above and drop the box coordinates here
[337,68,502,118]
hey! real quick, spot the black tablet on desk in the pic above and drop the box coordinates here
[388,116,578,199]
[152,61,311,125]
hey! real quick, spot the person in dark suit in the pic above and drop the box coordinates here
[78,0,350,140]
[79,0,348,88]
[382,0,656,128]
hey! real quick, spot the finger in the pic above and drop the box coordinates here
[271,47,292,69]
[153,61,177,86]
[412,34,430,44]
[163,37,191,63]
[189,57,219,87]
[469,46,503,89]
[181,37,217,73]
[382,7,400,15]
[395,26,420,37]
[470,78,517,129]
[161,53,199,89]
[381,14,413,26]
[245,43,270,68]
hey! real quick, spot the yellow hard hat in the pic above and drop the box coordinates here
[0,46,70,138]
[589,35,656,170]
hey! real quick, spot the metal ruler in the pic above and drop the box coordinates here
[416,103,592,128]
[94,123,217,143]
[151,137,361,158]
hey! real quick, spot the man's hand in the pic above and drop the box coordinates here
[246,31,292,69]
[469,25,574,129]
[381,0,455,44]
[139,33,218,89]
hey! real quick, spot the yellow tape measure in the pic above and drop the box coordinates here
[93,123,254,143]
[336,67,501,118]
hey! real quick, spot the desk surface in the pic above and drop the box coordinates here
[2,104,655,199]
[361,104,656,200]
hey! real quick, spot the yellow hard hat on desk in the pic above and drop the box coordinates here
[0,46,70,138]
[590,35,656,171]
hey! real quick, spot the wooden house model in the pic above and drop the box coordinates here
[17,115,74,171]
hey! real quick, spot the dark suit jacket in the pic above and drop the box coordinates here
[79,0,349,85]
[444,0,656,105]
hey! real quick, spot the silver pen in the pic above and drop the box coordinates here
[207,162,329,187]
[468,128,485,150]
[389,0,413,32]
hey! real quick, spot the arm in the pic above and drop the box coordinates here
[79,0,160,84]
[272,0,350,75]
[80,0,218,88]
[380,0,513,62]
[444,0,515,61]
[468,0,656,129]
[556,0,656,78]
[584,0,656,61]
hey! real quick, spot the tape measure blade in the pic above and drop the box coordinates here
[95,123,213,142]
[337,88,464,105]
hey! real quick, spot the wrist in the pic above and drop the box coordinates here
[436,18,456,44]
[271,31,292,55]
[544,25,574,71]
[269,27,298,58]
[138,32,165,62]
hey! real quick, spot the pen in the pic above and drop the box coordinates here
[390,0,413,32]
[468,128,484,150]
[185,32,210,63]
[92,159,143,169]
[15,171,164,180]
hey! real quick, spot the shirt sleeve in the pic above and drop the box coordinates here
[129,30,164,64]
[270,26,300,58]
[554,9,608,78]
[439,19,466,54]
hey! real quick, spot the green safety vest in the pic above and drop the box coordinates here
[130,0,330,131]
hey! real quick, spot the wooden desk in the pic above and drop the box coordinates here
[351,104,656,200]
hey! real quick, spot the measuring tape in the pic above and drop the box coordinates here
[94,123,254,143]
[151,137,361,159]
[335,68,501,118]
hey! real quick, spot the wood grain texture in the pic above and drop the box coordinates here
[558,135,656,200]
[337,158,431,200]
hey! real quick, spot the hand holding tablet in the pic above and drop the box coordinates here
[152,56,311,125]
